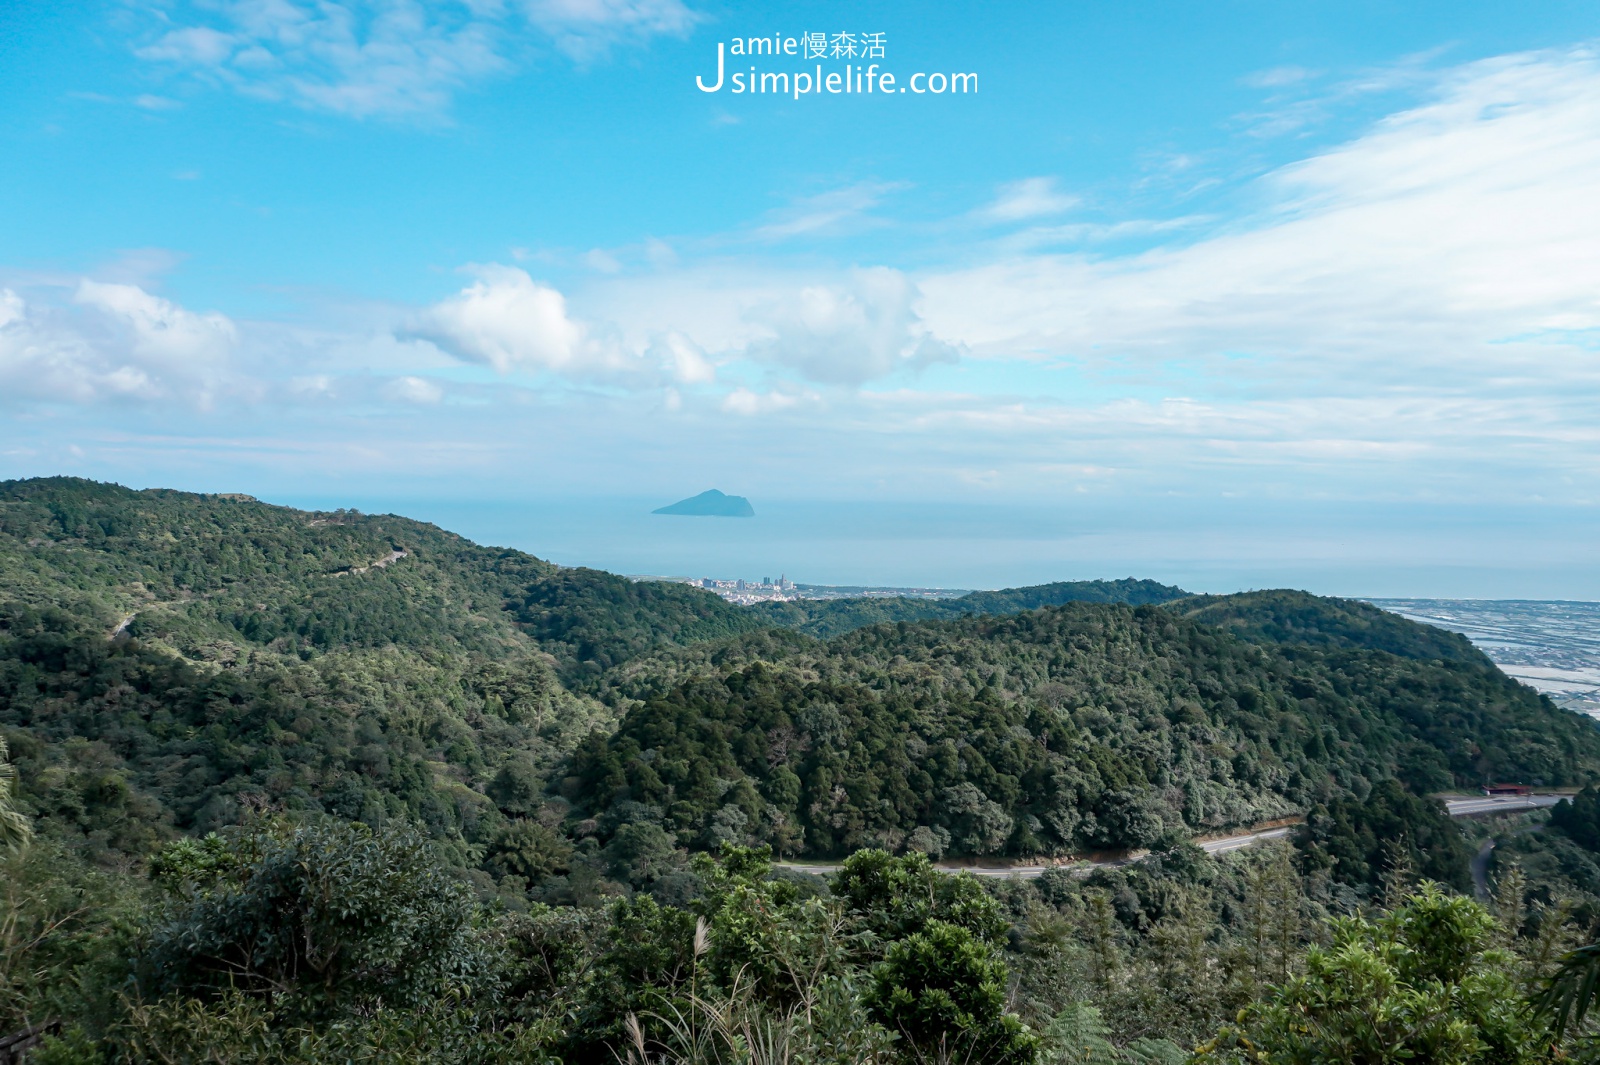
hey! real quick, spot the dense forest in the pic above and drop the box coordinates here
[6,477,1600,1062]
[571,603,1592,861]
[748,578,1189,639]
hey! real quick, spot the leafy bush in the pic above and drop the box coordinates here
[832,850,1009,949]
[140,819,485,1014]
[865,919,1037,1065]
[1201,885,1547,1065]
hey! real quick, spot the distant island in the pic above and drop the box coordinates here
[652,489,755,517]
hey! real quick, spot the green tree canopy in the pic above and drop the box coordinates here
[140,819,484,1015]
[1203,885,1549,1065]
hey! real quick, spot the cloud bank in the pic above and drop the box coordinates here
[9,43,1600,507]
[0,283,236,405]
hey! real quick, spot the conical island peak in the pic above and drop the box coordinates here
[652,489,755,517]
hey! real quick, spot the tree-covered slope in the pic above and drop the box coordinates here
[1168,589,1486,665]
[0,477,758,681]
[0,603,606,864]
[571,603,1600,859]
[0,477,544,656]
[0,478,760,863]
[8,500,1600,1065]
[4,477,1595,881]
[749,578,1188,639]
[511,568,765,685]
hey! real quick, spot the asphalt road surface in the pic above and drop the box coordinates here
[1443,794,1565,817]
[773,793,1569,881]
[1470,839,1496,899]
[1197,825,1296,856]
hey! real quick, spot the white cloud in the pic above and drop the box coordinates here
[979,177,1079,222]
[0,290,123,404]
[644,238,678,268]
[1242,66,1316,90]
[412,265,587,373]
[95,248,189,286]
[520,0,698,59]
[649,331,716,384]
[140,25,237,65]
[382,374,444,403]
[75,280,237,367]
[0,283,235,405]
[919,45,1600,391]
[410,264,711,385]
[290,374,336,397]
[0,290,23,332]
[721,386,801,416]
[133,0,696,120]
[993,214,1208,252]
[137,1,509,121]
[742,267,961,385]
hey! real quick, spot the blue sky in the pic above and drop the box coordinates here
[3,1,1600,592]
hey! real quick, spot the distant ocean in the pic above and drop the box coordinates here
[1371,599,1600,718]
[270,494,1600,601]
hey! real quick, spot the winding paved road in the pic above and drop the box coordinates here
[774,793,1570,881]
[1470,839,1497,899]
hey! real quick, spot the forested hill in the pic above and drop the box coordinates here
[0,476,760,679]
[3,476,1596,878]
[750,577,1188,638]
[571,602,1600,859]
[1170,588,1489,665]
[0,477,762,863]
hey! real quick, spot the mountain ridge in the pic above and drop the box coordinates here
[1,476,1593,876]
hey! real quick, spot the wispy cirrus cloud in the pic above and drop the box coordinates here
[1241,65,1317,90]
[132,0,697,120]
[752,182,905,241]
[523,0,699,60]
[978,177,1079,222]
[921,44,1600,395]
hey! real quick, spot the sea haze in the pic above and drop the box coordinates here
[268,494,1600,599]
